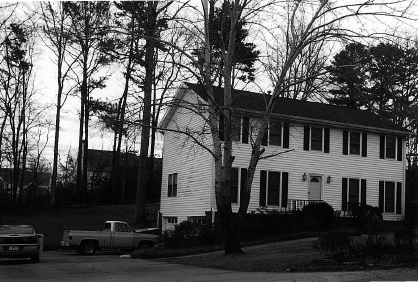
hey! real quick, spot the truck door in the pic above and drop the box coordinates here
[111,223,134,249]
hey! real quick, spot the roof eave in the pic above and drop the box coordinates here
[235,109,412,137]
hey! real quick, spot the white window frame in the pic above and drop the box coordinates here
[265,170,282,207]
[385,136,397,159]
[230,167,241,204]
[267,121,283,147]
[310,127,324,152]
[348,131,362,155]
[382,181,398,214]
[168,173,178,197]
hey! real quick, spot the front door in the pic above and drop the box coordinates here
[309,176,322,200]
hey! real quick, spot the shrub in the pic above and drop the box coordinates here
[161,220,213,248]
[300,202,336,231]
[349,235,396,263]
[352,205,382,236]
[318,230,352,264]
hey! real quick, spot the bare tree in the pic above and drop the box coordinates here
[39,1,78,206]
[158,0,415,253]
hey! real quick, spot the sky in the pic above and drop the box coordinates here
[15,0,418,166]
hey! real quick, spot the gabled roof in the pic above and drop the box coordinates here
[182,82,410,136]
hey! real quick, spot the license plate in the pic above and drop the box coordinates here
[9,246,19,251]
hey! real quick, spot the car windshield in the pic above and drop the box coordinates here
[0,225,34,234]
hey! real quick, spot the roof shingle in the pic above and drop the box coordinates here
[183,82,410,135]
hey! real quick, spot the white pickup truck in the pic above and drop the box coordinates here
[60,221,159,255]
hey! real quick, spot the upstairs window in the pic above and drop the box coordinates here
[261,121,290,148]
[311,127,323,151]
[380,136,403,161]
[304,125,330,153]
[168,173,178,197]
[343,131,367,157]
[269,122,282,146]
[220,115,242,142]
[386,137,396,159]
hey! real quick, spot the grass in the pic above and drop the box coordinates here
[0,205,136,250]
[155,239,327,272]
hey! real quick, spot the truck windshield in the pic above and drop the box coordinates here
[103,223,111,231]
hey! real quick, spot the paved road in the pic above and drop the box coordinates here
[0,250,417,282]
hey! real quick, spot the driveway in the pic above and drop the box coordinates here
[0,250,417,282]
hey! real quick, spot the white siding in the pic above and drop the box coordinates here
[161,95,406,222]
[160,90,214,228]
[231,121,405,220]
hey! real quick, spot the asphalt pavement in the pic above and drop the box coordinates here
[0,243,417,282]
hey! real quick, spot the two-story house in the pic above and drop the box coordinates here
[159,82,411,230]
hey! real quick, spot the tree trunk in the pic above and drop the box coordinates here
[134,2,157,226]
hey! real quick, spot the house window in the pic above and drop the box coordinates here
[168,173,178,197]
[230,167,247,204]
[267,171,281,206]
[230,168,239,203]
[311,127,323,151]
[386,137,396,159]
[269,123,282,146]
[242,117,250,144]
[379,181,402,214]
[260,170,289,207]
[350,132,360,155]
[304,126,330,153]
[384,182,395,213]
[348,179,360,210]
[342,178,366,213]
[167,217,177,224]
[232,116,241,141]
[188,217,206,225]
[380,136,402,161]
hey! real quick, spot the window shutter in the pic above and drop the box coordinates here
[324,128,330,153]
[259,170,267,206]
[168,174,172,197]
[283,123,290,149]
[361,179,366,206]
[240,168,247,204]
[303,125,310,151]
[219,114,224,141]
[379,181,384,213]
[380,136,385,159]
[262,129,268,146]
[281,172,288,208]
[397,137,403,161]
[396,182,402,214]
[343,131,348,155]
[361,133,367,157]
[342,178,348,211]
[242,117,249,144]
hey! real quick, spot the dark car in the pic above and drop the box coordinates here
[0,225,41,263]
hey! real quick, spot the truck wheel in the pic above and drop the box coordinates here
[80,242,97,255]
[138,242,153,249]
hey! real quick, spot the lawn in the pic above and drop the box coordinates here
[0,205,136,250]
[158,238,329,272]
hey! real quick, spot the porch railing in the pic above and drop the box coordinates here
[285,199,325,212]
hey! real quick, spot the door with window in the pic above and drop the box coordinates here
[309,176,322,200]
[112,223,134,249]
